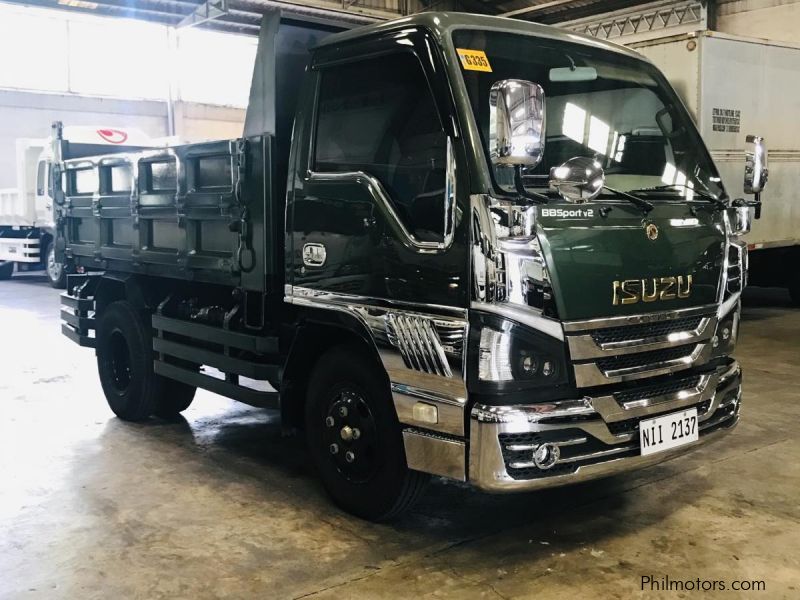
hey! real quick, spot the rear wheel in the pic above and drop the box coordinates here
[96,301,195,421]
[44,241,66,289]
[0,261,13,280]
[305,346,429,521]
[153,372,196,419]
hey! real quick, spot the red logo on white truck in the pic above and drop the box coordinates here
[97,129,128,144]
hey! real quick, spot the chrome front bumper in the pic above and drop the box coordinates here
[467,360,741,492]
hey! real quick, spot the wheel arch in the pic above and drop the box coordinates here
[280,306,389,429]
[94,272,149,314]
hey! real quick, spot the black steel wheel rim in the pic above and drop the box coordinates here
[108,329,132,392]
[322,388,379,483]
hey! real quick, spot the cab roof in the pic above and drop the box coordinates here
[315,11,645,62]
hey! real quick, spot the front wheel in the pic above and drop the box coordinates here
[305,346,429,521]
[44,241,66,289]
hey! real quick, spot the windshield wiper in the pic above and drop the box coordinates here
[600,185,654,214]
[628,184,726,208]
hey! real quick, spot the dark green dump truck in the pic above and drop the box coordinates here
[58,11,769,520]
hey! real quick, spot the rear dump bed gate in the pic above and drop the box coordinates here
[61,274,281,408]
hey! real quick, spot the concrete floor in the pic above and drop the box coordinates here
[0,273,798,600]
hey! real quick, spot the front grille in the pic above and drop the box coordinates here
[595,344,696,373]
[613,373,702,404]
[591,316,704,345]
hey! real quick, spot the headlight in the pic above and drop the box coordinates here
[711,305,740,356]
[468,311,569,394]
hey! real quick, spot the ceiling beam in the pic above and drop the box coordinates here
[500,0,580,19]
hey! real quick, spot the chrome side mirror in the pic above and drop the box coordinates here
[489,80,545,167]
[549,156,605,203]
[744,135,768,194]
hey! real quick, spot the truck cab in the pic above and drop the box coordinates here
[58,12,768,520]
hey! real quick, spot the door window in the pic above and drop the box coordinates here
[314,52,447,242]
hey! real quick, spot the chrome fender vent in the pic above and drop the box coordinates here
[385,314,453,378]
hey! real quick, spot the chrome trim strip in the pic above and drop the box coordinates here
[557,445,635,464]
[307,169,454,254]
[590,372,714,423]
[601,343,705,379]
[471,398,595,424]
[286,285,468,318]
[505,437,587,452]
[717,291,741,319]
[471,301,564,341]
[718,360,740,384]
[567,316,714,360]
[572,343,711,387]
[509,444,635,469]
[562,304,717,332]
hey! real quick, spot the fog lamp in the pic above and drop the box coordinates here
[533,443,560,469]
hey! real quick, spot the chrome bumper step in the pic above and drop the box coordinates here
[468,360,742,492]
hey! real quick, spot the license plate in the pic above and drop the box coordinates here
[639,408,698,456]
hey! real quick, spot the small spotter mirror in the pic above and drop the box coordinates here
[549,156,605,203]
[489,79,546,167]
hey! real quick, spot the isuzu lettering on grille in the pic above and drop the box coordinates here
[612,275,693,305]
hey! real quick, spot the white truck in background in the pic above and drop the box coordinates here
[0,123,154,287]
[633,31,800,304]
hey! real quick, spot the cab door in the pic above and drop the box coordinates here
[288,30,468,309]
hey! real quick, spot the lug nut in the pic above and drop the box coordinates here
[329,443,339,454]
[351,428,361,440]
[325,416,335,427]
[345,451,355,463]
[340,425,354,441]
[338,406,348,417]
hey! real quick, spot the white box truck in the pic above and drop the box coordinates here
[0,122,153,287]
[632,30,800,303]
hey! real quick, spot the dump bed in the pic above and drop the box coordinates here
[58,135,280,292]
[56,10,345,293]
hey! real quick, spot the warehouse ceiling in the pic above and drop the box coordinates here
[0,0,703,34]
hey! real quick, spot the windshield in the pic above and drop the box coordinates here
[452,29,725,200]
